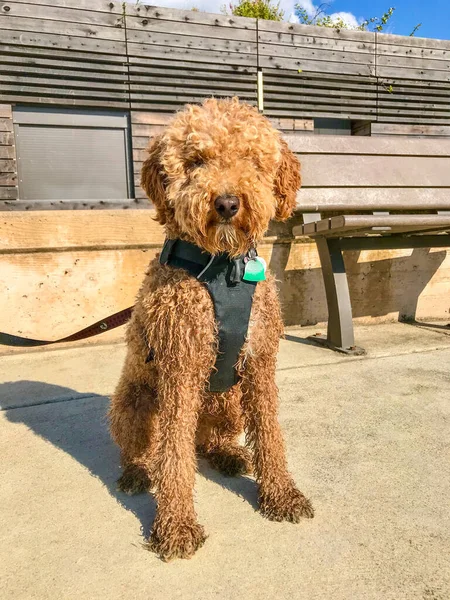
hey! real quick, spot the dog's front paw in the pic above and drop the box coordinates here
[147,519,207,561]
[259,485,314,523]
[117,464,152,495]
[206,446,252,477]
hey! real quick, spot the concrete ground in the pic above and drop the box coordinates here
[1,322,450,600]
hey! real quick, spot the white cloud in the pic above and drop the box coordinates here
[128,0,361,29]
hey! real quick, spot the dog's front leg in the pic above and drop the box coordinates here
[148,367,207,561]
[241,358,314,523]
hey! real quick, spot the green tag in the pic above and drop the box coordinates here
[243,257,266,282]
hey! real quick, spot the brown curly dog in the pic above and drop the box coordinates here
[109,97,313,561]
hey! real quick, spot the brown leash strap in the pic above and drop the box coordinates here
[0,306,134,347]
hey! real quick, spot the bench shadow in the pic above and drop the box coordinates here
[2,380,259,541]
[270,242,447,328]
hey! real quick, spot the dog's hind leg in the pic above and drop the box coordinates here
[197,387,252,476]
[109,376,157,495]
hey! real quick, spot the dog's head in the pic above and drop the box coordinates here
[141,97,301,256]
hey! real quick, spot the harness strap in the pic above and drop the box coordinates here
[0,306,134,347]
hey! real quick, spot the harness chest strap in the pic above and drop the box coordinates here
[159,238,259,393]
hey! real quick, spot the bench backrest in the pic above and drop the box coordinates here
[286,136,450,213]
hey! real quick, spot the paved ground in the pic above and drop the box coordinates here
[1,322,450,600]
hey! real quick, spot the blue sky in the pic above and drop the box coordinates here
[148,0,449,40]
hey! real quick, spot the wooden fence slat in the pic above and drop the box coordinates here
[131,112,173,125]
[375,31,450,51]
[125,4,256,30]
[126,29,257,56]
[0,146,15,159]
[376,65,450,83]
[258,55,374,76]
[0,1,123,26]
[371,123,450,137]
[0,173,17,185]
[0,15,125,41]
[2,95,129,108]
[258,30,375,54]
[126,43,257,67]
[2,84,127,100]
[0,186,18,200]
[0,132,14,145]
[5,0,123,13]
[2,75,128,92]
[0,29,127,55]
[0,44,127,67]
[125,15,257,43]
[258,43,374,67]
[0,159,16,173]
[1,64,128,83]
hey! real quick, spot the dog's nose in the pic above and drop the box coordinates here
[214,195,240,220]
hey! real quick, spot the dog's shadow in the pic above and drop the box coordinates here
[2,380,259,540]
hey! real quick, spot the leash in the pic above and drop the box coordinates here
[0,306,134,347]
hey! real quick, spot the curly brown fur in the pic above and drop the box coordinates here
[109,98,312,561]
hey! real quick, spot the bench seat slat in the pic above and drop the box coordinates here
[300,214,450,237]
[296,188,450,213]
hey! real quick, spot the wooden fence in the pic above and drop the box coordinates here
[1,0,450,205]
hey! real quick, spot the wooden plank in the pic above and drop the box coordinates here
[0,119,13,132]
[0,132,14,145]
[0,146,14,159]
[263,84,377,101]
[265,102,376,116]
[0,1,123,26]
[2,84,127,100]
[2,75,128,92]
[131,112,173,125]
[125,15,257,43]
[1,95,129,108]
[376,54,450,72]
[266,108,372,120]
[128,55,256,75]
[0,105,12,118]
[378,115,450,125]
[300,155,450,187]
[258,43,374,67]
[377,104,450,119]
[0,210,165,251]
[375,31,450,52]
[0,199,152,211]
[296,188,450,212]
[258,54,374,76]
[376,65,450,84]
[1,63,128,83]
[130,89,255,102]
[377,41,450,63]
[0,186,17,200]
[129,74,255,91]
[257,19,375,44]
[285,135,450,156]
[0,45,127,68]
[132,136,150,150]
[0,29,127,55]
[126,43,257,67]
[126,29,257,55]
[258,30,375,54]
[6,0,123,13]
[371,123,450,137]
[0,173,17,185]
[131,101,257,112]
[0,159,16,173]
[124,4,256,30]
[0,15,125,41]
[263,68,377,85]
[132,123,167,137]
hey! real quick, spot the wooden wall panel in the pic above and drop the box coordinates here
[125,5,257,112]
[0,105,18,201]
[0,0,129,108]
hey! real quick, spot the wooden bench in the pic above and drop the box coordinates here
[288,136,450,355]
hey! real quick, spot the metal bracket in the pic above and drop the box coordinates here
[307,333,366,356]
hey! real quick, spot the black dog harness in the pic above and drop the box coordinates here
[159,238,259,393]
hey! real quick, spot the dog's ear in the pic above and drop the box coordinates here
[140,135,169,225]
[273,138,301,221]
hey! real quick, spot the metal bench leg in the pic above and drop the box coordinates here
[308,238,365,355]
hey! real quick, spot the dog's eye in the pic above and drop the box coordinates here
[187,159,204,171]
